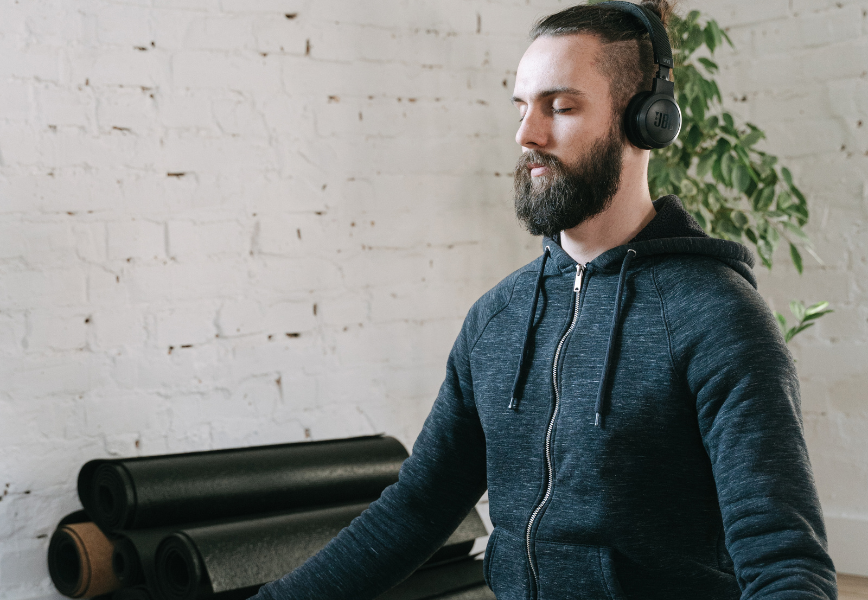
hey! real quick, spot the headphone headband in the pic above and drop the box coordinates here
[596,1,674,71]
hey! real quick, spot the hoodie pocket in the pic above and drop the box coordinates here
[534,540,627,600]
[484,527,532,600]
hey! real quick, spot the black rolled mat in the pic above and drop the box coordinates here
[151,503,485,600]
[113,526,177,588]
[112,585,262,600]
[425,509,487,567]
[153,502,372,600]
[377,557,490,600]
[78,435,408,533]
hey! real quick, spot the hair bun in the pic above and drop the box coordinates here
[639,0,676,28]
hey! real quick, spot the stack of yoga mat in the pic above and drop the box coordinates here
[47,435,493,600]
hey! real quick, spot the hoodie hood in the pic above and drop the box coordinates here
[545,195,756,288]
[511,195,757,425]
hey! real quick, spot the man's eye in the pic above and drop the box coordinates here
[553,108,573,114]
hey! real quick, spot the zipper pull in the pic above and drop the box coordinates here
[574,264,585,292]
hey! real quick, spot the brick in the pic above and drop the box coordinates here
[95,4,154,48]
[250,14,309,55]
[107,219,166,261]
[0,311,26,356]
[212,96,268,137]
[96,86,159,133]
[0,267,87,310]
[92,309,147,349]
[689,0,790,28]
[35,84,94,128]
[24,309,89,353]
[168,220,248,260]
[172,50,283,92]
[183,15,255,51]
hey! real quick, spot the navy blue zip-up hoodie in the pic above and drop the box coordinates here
[254,196,836,600]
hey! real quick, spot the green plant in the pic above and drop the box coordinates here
[646,9,830,342]
[776,301,834,344]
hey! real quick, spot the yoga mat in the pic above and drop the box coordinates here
[78,435,408,533]
[426,583,495,600]
[113,526,176,588]
[152,503,486,600]
[112,585,262,600]
[378,557,488,600]
[48,519,122,598]
[154,502,372,600]
[425,509,487,566]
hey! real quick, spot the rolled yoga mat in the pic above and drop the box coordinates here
[116,506,484,595]
[48,518,122,598]
[153,502,372,600]
[151,502,487,600]
[78,435,408,533]
[378,557,490,600]
[112,526,177,588]
[424,509,487,567]
[112,585,262,600]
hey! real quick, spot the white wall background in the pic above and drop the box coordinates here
[0,0,864,598]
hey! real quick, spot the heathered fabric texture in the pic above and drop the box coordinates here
[254,197,836,600]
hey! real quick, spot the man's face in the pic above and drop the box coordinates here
[511,34,625,238]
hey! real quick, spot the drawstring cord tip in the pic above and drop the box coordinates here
[594,412,602,428]
[508,397,519,410]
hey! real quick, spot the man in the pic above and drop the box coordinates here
[253,2,837,598]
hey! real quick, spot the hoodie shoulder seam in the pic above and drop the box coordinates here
[468,269,533,356]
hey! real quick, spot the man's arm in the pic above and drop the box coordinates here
[252,318,487,600]
[659,261,837,599]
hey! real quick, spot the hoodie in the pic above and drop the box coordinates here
[254,196,837,600]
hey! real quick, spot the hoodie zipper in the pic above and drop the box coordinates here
[524,263,586,593]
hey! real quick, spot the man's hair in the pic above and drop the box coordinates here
[529,0,677,135]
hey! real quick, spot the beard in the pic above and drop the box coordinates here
[513,124,624,239]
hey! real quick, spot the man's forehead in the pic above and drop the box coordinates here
[513,34,604,100]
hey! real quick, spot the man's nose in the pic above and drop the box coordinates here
[515,107,549,149]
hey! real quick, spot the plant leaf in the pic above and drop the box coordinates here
[741,129,764,147]
[805,301,830,316]
[732,163,752,192]
[789,243,803,274]
[790,300,806,322]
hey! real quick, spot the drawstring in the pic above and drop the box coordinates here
[594,249,636,428]
[509,246,551,410]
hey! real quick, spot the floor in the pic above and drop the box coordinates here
[840,574,868,600]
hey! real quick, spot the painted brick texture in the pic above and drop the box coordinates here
[0,0,865,598]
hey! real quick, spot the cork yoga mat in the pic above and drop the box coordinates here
[78,435,408,533]
[48,520,122,598]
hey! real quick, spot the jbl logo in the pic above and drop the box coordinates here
[653,111,671,130]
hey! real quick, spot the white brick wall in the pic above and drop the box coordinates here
[0,1,865,597]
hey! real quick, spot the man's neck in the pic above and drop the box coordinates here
[559,176,656,265]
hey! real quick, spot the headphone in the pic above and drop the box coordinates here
[598,1,682,150]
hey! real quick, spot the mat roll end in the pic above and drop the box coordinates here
[48,522,121,598]
[90,463,136,532]
[112,537,144,586]
[154,533,205,600]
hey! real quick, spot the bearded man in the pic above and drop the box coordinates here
[252,1,837,599]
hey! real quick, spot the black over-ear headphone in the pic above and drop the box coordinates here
[598,1,682,150]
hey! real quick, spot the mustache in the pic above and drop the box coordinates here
[515,150,565,173]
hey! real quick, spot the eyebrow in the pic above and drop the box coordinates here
[511,87,587,104]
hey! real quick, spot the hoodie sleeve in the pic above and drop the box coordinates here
[251,316,488,600]
[659,258,837,600]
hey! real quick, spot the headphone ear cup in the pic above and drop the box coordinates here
[624,91,653,150]
[625,92,682,150]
